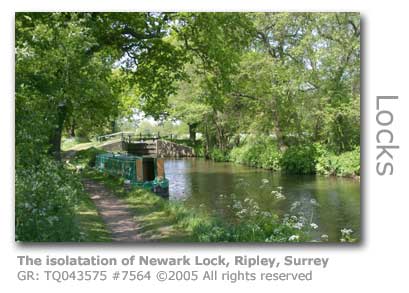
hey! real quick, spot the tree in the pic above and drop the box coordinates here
[169,63,212,142]
[16,12,187,159]
[170,13,255,152]
[230,12,360,151]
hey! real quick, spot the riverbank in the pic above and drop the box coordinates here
[77,147,362,242]
[70,148,317,242]
[180,136,360,178]
[81,167,312,242]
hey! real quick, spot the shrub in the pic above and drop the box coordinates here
[209,148,229,162]
[260,142,282,170]
[316,146,360,177]
[15,156,83,241]
[15,96,87,241]
[281,144,317,174]
[229,136,281,170]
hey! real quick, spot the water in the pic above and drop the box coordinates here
[165,158,360,242]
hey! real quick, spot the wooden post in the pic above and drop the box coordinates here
[156,158,165,180]
[136,159,143,182]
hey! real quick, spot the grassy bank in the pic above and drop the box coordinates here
[72,147,314,242]
[65,146,358,243]
[82,169,193,242]
[82,168,314,242]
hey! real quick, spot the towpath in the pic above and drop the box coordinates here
[82,179,142,242]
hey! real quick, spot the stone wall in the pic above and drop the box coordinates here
[156,139,194,158]
[102,139,194,158]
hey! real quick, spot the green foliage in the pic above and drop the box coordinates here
[209,148,229,162]
[281,145,318,174]
[316,146,360,177]
[189,184,311,242]
[229,136,281,170]
[15,150,111,242]
[174,12,255,101]
[16,13,121,158]
[15,12,361,242]
[321,98,360,153]
[15,156,82,241]
[168,12,360,163]
[191,201,307,242]
[230,138,360,177]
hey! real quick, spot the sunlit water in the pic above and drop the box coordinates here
[165,158,360,242]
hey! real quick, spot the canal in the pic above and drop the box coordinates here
[165,158,360,242]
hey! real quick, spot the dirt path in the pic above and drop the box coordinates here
[82,179,142,242]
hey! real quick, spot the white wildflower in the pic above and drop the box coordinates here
[341,228,353,235]
[310,223,318,230]
[290,201,301,211]
[261,178,269,184]
[321,234,329,241]
[293,222,304,230]
[232,201,242,209]
[288,235,299,242]
[275,193,286,200]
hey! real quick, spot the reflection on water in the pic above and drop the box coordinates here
[165,158,360,242]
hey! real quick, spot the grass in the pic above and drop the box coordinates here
[82,168,196,242]
[61,151,111,242]
[76,189,112,242]
[62,137,122,152]
[71,147,317,243]
[80,168,309,243]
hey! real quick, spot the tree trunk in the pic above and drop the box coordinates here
[274,122,286,151]
[188,123,197,142]
[270,98,286,151]
[313,117,322,142]
[111,120,116,134]
[204,124,210,159]
[234,134,240,146]
[69,118,76,138]
[49,103,67,161]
